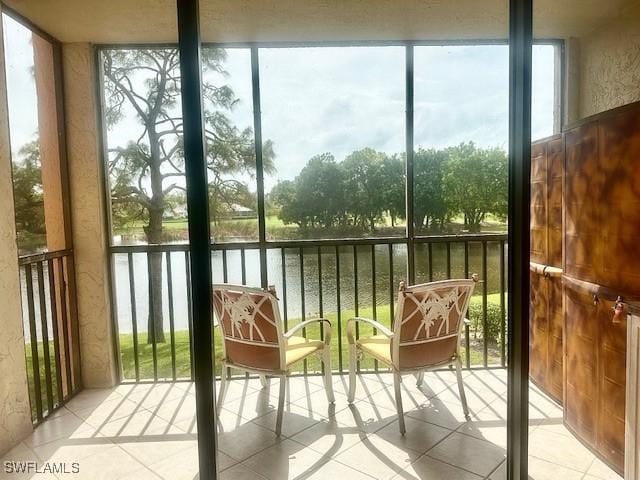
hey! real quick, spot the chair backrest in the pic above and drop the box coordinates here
[212,284,285,372]
[391,279,475,370]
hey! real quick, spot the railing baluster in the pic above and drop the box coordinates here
[57,258,72,396]
[37,262,53,414]
[281,248,288,332]
[25,264,43,422]
[240,256,250,387]
[464,242,471,369]
[353,245,360,372]
[184,251,194,380]
[221,251,231,378]
[299,247,307,374]
[101,234,508,384]
[428,242,433,282]
[222,250,228,283]
[482,240,489,367]
[335,245,342,373]
[317,247,324,375]
[166,252,177,381]
[147,253,158,381]
[371,244,378,371]
[388,243,394,328]
[241,248,246,285]
[218,251,231,380]
[47,258,63,405]
[127,253,140,381]
[500,239,506,367]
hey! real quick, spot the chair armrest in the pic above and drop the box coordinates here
[284,318,332,345]
[347,317,393,344]
[463,318,471,325]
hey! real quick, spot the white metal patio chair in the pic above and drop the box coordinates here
[347,278,477,434]
[212,283,335,436]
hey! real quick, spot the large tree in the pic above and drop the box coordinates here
[342,148,387,231]
[271,153,345,230]
[380,154,405,227]
[103,48,273,342]
[443,142,507,232]
[413,148,449,230]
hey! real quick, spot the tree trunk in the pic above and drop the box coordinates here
[145,124,166,344]
[145,208,166,344]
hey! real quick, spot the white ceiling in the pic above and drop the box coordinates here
[2,0,637,44]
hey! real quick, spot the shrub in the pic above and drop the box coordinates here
[467,300,504,346]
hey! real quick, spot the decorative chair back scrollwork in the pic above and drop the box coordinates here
[392,279,475,370]
[212,285,284,372]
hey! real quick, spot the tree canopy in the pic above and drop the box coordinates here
[103,48,274,240]
[103,47,275,341]
[11,141,45,239]
[269,142,507,234]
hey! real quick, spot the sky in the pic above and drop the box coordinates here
[2,12,556,197]
[3,14,39,162]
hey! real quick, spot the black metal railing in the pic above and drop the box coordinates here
[19,249,81,424]
[110,234,507,382]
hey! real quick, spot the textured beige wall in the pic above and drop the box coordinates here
[0,12,34,456]
[578,2,640,118]
[63,43,117,388]
[563,38,581,125]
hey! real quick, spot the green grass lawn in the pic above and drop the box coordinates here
[24,341,70,420]
[117,294,505,381]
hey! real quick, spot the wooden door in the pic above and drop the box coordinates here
[562,102,640,475]
[529,135,563,403]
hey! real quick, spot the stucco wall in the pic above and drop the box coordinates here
[63,43,118,388]
[578,2,640,118]
[0,12,34,456]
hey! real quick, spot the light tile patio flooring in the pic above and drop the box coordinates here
[1,369,622,480]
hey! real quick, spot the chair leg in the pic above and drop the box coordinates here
[348,345,357,403]
[394,372,406,435]
[259,375,269,389]
[456,357,470,418]
[322,349,335,403]
[216,367,228,415]
[275,374,286,436]
[415,371,424,387]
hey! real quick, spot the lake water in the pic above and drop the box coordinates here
[111,241,506,334]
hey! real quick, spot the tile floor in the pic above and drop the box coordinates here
[0,369,623,480]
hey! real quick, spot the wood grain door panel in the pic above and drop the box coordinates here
[531,141,548,264]
[530,271,548,389]
[547,276,563,401]
[597,298,627,472]
[548,137,563,268]
[597,106,640,294]
[564,123,601,283]
[564,286,598,444]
